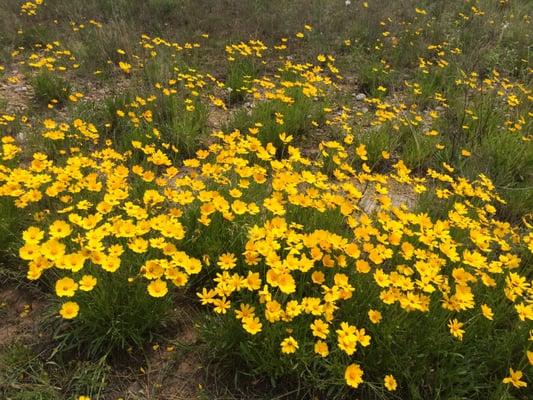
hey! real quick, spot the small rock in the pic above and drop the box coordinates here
[435,106,445,112]
[361,107,369,113]
[127,381,142,394]
[355,93,366,101]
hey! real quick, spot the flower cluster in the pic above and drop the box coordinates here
[1,3,531,392]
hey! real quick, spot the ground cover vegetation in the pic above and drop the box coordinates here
[0,0,532,399]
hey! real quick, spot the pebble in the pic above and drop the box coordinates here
[16,131,26,142]
[355,93,366,101]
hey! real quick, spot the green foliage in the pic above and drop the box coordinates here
[83,89,209,157]
[0,343,61,400]
[226,58,256,104]
[398,126,439,171]
[349,49,396,98]
[199,314,315,399]
[0,197,33,283]
[0,342,110,400]
[31,71,71,107]
[356,127,394,171]
[141,53,176,88]
[97,92,142,150]
[48,270,174,358]
[200,275,529,400]
[228,91,325,150]
[72,19,137,77]
[470,132,532,222]
[154,94,210,158]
